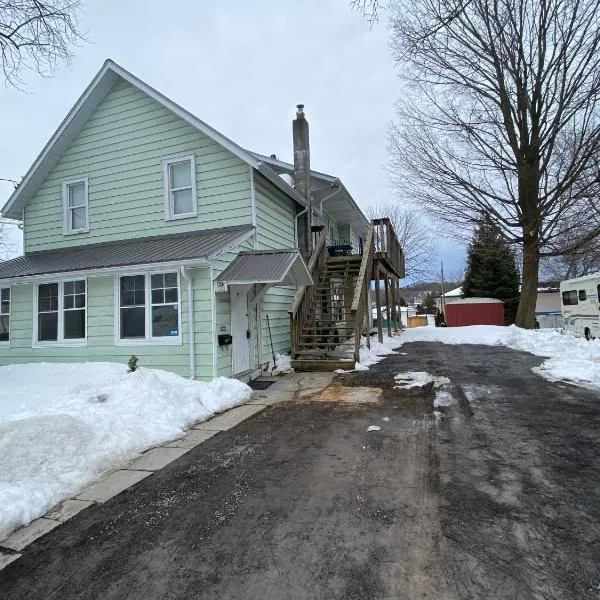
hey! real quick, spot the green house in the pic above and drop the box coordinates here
[0,60,394,380]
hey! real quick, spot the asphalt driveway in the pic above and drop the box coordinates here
[1,343,599,599]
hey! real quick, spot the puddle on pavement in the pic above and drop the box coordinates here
[302,385,383,404]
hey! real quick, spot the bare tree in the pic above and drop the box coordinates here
[382,0,600,328]
[0,0,84,86]
[366,202,438,281]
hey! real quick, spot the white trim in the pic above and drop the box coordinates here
[0,285,11,348]
[162,155,198,220]
[180,266,196,380]
[250,166,257,231]
[1,59,307,220]
[62,177,89,235]
[0,258,211,287]
[114,270,183,346]
[210,266,217,379]
[32,279,88,347]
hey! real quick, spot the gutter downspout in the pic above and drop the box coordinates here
[180,266,196,380]
[319,181,342,214]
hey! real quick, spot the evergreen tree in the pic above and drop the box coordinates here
[423,293,436,314]
[463,215,521,324]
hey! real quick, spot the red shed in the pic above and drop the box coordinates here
[444,298,504,327]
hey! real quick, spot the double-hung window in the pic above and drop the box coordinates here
[163,156,197,219]
[36,280,86,344]
[63,178,89,234]
[0,287,10,344]
[118,272,180,343]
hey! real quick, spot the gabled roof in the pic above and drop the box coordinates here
[249,152,370,233]
[1,60,307,220]
[0,225,253,282]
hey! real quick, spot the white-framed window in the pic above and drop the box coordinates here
[117,272,181,344]
[0,287,10,345]
[162,156,197,219]
[63,178,89,234]
[34,280,87,345]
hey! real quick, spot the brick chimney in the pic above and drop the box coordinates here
[293,104,312,257]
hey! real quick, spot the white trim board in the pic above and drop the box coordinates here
[1,60,307,220]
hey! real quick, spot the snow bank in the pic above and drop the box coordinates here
[334,334,404,373]
[399,325,600,391]
[266,353,293,376]
[0,363,251,541]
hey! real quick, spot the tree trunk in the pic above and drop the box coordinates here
[515,238,539,328]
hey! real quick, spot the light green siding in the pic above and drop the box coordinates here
[24,78,252,253]
[212,238,255,377]
[254,174,297,360]
[0,268,215,380]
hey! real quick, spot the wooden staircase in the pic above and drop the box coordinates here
[293,255,362,370]
[290,227,375,372]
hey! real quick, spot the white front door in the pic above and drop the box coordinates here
[231,284,252,374]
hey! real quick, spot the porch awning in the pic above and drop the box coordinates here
[215,250,312,286]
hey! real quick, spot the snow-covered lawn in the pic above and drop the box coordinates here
[0,363,251,542]
[400,325,600,391]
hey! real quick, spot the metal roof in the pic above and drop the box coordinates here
[215,250,312,286]
[0,225,254,281]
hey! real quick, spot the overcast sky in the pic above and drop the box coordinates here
[0,0,465,278]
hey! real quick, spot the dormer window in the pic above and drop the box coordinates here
[163,155,197,220]
[63,178,89,234]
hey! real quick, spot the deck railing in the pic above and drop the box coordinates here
[289,230,328,359]
[350,223,374,363]
[372,217,405,278]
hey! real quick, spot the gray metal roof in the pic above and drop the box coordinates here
[215,250,312,286]
[0,225,254,280]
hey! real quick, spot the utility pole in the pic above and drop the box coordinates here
[440,260,446,315]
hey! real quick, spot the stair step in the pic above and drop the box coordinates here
[292,359,355,372]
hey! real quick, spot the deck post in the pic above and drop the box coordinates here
[384,276,392,338]
[364,275,371,349]
[375,264,383,343]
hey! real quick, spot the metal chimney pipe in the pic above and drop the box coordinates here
[293,104,312,258]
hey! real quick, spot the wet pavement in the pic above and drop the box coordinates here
[1,343,599,599]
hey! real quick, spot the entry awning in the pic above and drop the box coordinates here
[215,250,312,286]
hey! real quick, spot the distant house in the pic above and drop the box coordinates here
[0,60,404,377]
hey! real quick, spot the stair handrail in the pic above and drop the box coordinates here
[350,223,375,363]
[289,231,328,359]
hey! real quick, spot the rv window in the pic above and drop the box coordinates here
[579,290,587,301]
[562,290,578,306]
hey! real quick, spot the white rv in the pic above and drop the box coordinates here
[560,273,600,340]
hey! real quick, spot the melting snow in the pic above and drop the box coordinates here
[0,363,251,542]
[394,372,451,389]
[366,425,381,432]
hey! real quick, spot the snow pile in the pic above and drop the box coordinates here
[434,390,455,408]
[267,353,293,375]
[335,335,404,373]
[399,325,600,390]
[394,371,450,389]
[366,425,381,432]
[0,363,251,541]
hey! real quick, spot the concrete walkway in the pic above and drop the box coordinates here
[0,371,334,569]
